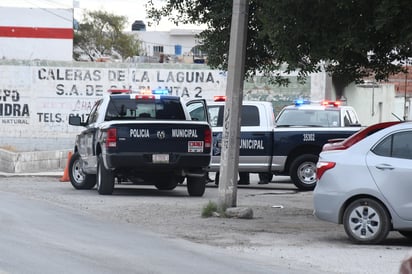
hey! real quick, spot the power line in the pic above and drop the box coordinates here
[21,0,73,23]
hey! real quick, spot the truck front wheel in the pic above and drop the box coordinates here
[258,173,273,184]
[290,154,318,191]
[187,176,206,197]
[97,154,115,195]
[69,152,96,189]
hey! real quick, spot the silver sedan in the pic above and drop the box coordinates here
[314,121,412,244]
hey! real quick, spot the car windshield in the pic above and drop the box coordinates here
[276,109,340,127]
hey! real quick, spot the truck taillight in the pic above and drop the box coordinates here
[204,128,212,148]
[106,128,117,148]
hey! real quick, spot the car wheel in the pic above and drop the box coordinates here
[399,231,412,240]
[290,154,318,191]
[154,176,179,190]
[258,172,273,184]
[96,154,114,195]
[343,198,390,244]
[187,176,206,197]
[69,152,96,189]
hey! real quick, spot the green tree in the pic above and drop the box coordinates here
[74,10,141,61]
[146,0,412,95]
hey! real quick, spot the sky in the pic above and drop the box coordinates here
[1,0,204,31]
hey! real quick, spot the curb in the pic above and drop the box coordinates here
[0,149,71,174]
[0,171,63,178]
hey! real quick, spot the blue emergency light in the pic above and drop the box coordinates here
[294,99,311,106]
[152,89,169,95]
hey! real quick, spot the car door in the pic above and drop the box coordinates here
[205,103,273,172]
[78,99,102,173]
[186,99,210,123]
[366,130,412,221]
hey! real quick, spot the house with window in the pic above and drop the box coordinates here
[128,27,206,64]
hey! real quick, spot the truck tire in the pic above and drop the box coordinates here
[258,173,273,184]
[187,176,206,197]
[69,152,96,189]
[290,154,318,191]
[96,154,115,195]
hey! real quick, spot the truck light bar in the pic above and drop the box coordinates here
[294,99,310,106]
[214,95,226,102]
[321,100,341,107]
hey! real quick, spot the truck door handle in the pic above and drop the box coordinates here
[375,164,394,170]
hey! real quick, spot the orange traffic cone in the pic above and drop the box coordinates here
[60,151,73,182]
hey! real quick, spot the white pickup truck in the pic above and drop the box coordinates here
[190,98,362,190]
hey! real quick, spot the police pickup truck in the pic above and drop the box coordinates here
[190,98,361,190]
[68,89,211,196]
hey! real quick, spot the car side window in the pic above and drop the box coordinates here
[86,100,102,125]
[211,105,259,127]
[241,106,260,126]
[372,131,412,160]
[207,106,221,127]
[392,132,412,160]
[344,110,360,126]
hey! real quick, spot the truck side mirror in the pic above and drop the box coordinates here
[69,116,83,126]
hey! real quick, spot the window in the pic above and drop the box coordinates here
[208,105,260,127]
[241,106,260,126]
[372,131,412,160]
[86,99,102,124]
[105,98,185,121]
[343,110,360,126]
[276,109,340,127]
[153,46,164,55]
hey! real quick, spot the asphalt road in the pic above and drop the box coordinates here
[0,190,307,274]
[0,174,411,274]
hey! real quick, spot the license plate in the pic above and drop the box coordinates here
[152,154,169,163]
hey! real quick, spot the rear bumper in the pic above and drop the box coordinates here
[313,189,342,224]
[104,152,211,172]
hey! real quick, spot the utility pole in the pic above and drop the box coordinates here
[217,0,249,209]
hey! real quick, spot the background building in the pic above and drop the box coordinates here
[128,27,205,64]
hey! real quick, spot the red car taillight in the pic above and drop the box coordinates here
[316,161,336,180]
[106,128,117,148]
[204,128,212,148]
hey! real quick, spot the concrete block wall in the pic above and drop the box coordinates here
[0,148,70,173]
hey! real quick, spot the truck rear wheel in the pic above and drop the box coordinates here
[69,152,96,189]
[290,154,318,191]
[97,154,114,195]
[187,176,206,197]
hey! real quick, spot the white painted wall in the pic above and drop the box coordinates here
[343,83,401,126]
[0,61,226,151]
[0,7,73,61]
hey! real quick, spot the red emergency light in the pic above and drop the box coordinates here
[214,96,226,102]
[321,100,341,107]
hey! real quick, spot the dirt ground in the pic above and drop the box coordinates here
[1,174,411,273]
